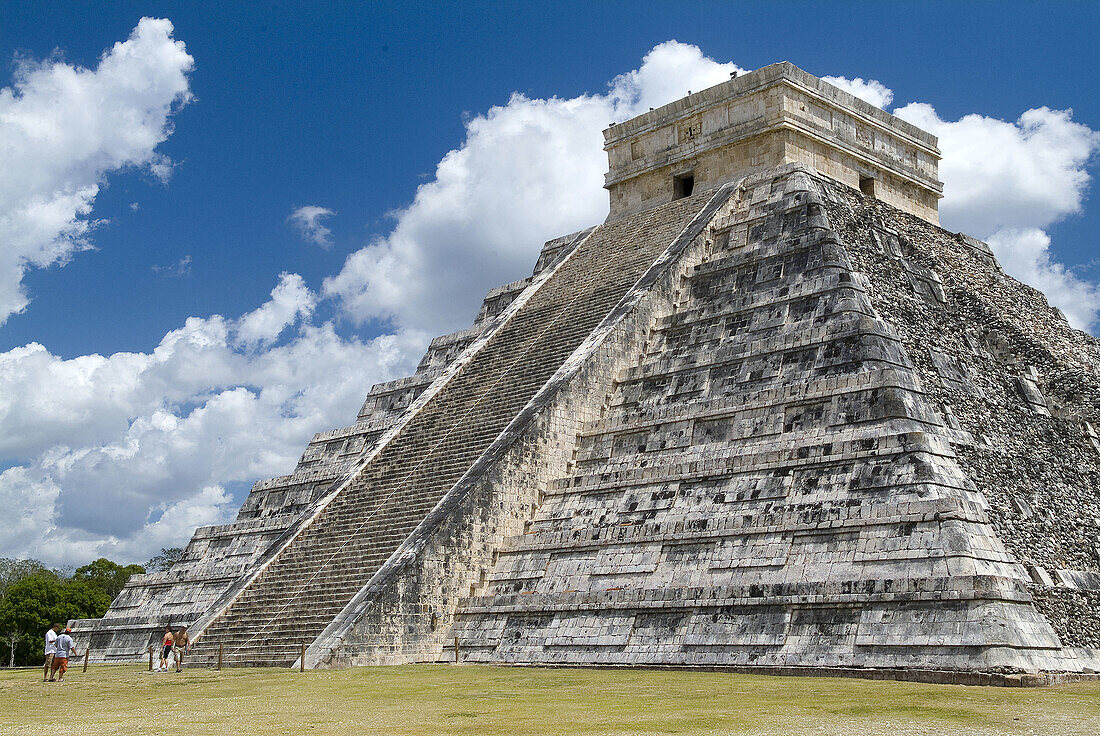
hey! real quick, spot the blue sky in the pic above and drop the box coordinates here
[4,1,1099,357]
[1,2,1098,564]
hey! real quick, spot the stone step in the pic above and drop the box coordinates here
[189,193,713,665]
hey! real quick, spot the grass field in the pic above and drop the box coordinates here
[1,663,1098,735]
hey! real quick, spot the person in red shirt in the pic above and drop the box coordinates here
[158,626,174,672]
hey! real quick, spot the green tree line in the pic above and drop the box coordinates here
[0,548,181,667]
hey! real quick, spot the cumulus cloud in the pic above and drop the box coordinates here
[0,17,193,325]
[822,75,894,109]
[985,228,1100,328]
[235,272,318,348]
[0,20,414,565]
[0,467,62,561]
[895,104,1100,236]
[323,41,744,335]
[323,47,1100,339]
[5,36,1100,567]
[0,302,422,565]
[894,102,1100,329]
[0,39,744,565]
[288,205,336,248]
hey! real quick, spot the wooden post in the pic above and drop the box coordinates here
[148,646,153,671]
[82,649,90,673]
[454,636,459,664]
[300,642,306,673]
[216,644,223,671]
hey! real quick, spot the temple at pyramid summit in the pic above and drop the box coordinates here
[75,62,1100,684]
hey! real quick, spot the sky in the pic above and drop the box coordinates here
[1,2,1098,565]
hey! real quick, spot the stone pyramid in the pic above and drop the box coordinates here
[76,63,1100,683]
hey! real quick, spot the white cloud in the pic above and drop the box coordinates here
[822,75,894,108]
[895,104,1100,236]
[0,19,420,566]
[985,228,1100,329]
[0,299,422,565]
[0,40,742,565]
[323,41,744,335]
[604,42,747,114]
[151,254,191,276]
[894,102,1100,329]
[288,205,336,248]
[0,467,232,568]
[235,272,318,348]
[323,50,1100,340]
[0,467,62,560]
[4,38,1100,568]
[0,17,193,325]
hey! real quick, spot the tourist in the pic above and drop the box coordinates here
[42,623,60,682]
[173,626,190,672]
[49,628,78,682]
[158,625,174,671]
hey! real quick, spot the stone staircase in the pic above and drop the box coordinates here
[187,191,714,666]
[70,269,543,663]
[447,168,1065,672]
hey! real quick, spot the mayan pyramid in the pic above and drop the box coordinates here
[75,63,1100,683]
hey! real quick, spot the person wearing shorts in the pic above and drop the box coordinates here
[172,626,190,672]
[43,624,60,682]
[158,626,174,671]
[50,628,78,682]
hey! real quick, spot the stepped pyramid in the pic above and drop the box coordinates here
[76,63,1100,682]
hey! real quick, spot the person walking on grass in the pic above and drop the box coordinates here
[158,625,174,671]
[43,624,60,682]
[49,628,78,683]
[173,626,190,673]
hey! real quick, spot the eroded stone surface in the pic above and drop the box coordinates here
[604,62,942,223]
[447,167,1092,673]
[77,65,1100,678]
[71,231,579,661]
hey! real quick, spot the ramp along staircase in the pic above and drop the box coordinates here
[188,190,721,667]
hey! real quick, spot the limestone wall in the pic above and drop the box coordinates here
[824,182,1100,654]
[603,62,941,224]
[301,165,1100,675]
[71,234,579,661]
[304,185,735,668]
[75,64,1100,677]
[448,165,1096,674]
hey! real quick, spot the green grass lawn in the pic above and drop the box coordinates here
[1,664,1097,735]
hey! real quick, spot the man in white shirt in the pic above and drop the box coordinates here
[49,628,79,682]
[43,624,60,682]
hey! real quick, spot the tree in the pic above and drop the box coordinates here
[144,547,183,573]
[3,630,22,668]
[0,573,111,666]
[58,578,113,621]
[72,558,145,602]
[0,556,149,666]
[0,572,62,667]
[0,558,46,602]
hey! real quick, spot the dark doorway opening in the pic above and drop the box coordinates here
[668,173,695,199]
[859,176,876,198]
[673,173,695,199]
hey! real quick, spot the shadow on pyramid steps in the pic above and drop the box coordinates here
[74,62,1100,682]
